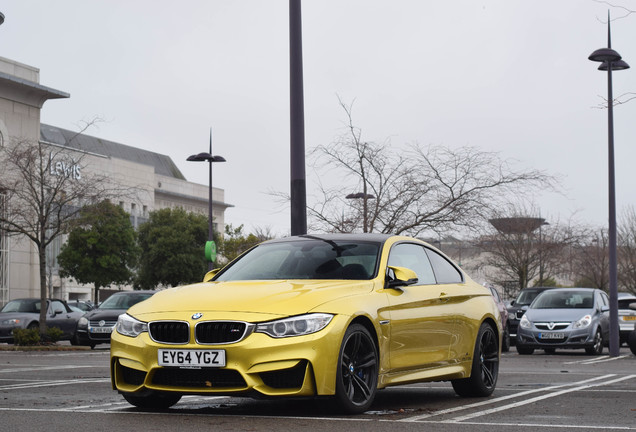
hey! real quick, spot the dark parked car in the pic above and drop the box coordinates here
[0,298,84,343]
[618,292,636,345]
[507,287,555,342]
[516,288,610,355]
[67,300,95,312]
[486,284,510,352]
[75,291,155,348]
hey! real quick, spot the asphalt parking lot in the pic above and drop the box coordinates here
[0,345,634,431]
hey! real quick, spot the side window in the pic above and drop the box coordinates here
[425,248,463,284]
[388,243,436,285]
[599,292,608,308]
[50,301,66,315]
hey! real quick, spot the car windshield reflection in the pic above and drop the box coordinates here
[215,239,381,281]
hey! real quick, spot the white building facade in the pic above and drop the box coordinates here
[0,56,231,305]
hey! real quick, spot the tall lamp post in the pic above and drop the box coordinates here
[187,129,226,271]
[588,13,629,357]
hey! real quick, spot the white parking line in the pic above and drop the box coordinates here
[0,365,95,373]
[445,374,636,423]
[399,374,614,422]
[0,378,109,390]
[563,355,630,365]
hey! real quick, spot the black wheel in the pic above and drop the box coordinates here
[27,322,39,330]
[585,329,603,355]
[122,391,182,410]
[501,325,510,353]
[70,333,80,346]
[334,323,378,414]
[452,323,499,397]
[516,344,534,355]
[628,330,636,356]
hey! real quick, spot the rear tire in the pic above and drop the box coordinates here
[122,391,182,410]
[501,325,510,353]
[628,330,636,356]
[452,323,499,397]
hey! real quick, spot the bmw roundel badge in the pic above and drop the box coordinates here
[192,313,203,320]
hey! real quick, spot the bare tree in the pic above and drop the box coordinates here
[309,99,556,236]
[618,206,636,294]
[0,123,131,334]
[571,228,609,291]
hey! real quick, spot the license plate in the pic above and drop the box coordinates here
[158,349,226,368]
[623,316,636,321]
[90,327,113,333]
[538,332,565,340]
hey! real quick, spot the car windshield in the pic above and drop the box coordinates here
[99,293,153,310]
[215,238,381,281]
[532,290,594,309]
[0,299,41,313]
[515,290,543,306]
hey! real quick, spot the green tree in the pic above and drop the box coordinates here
[218,224,272,264]
[58,201,139,303]
[136,208,209,288]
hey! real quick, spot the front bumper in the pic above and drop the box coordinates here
[110,314,348,398]
[516,326,596,349]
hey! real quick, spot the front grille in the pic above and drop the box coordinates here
[535,323,569,331]
[149,321,190,344]
[196,321,249,344]
[152,368,247,388]
[89,320,117,327]
[260,361,307,389]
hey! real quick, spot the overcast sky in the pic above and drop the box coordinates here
[2,1,636,236]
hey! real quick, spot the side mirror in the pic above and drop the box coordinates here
[601,305,610,313]
[386,266,419,289]
[203,268,221,282]
[510,300,516,306]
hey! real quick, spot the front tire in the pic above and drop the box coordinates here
[516,344,534,355]
[334,323,378,414]
[452,323,499,397]
[122,391,182,410]
[585,329,603,355]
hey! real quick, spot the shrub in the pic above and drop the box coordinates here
[12,328,41,346]
[44,327,64,343]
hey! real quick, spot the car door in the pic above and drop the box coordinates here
[385,242,456,371]
[47,300,77,336]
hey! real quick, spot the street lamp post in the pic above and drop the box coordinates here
[346,192,375,233]
[187,128,226,271]
[588,13,630,357]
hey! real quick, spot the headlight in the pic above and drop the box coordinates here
[2,319,20,326]
[116,314,148,338]
[77,317,88,329]
[256,313,333,338]
[573,314,592,329]
[519,315,531,329]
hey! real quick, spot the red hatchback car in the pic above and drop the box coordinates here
[486,284,510,352]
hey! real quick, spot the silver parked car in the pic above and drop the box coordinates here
[618,292,636,345]
[0,298,84,343]
[516,288,610,355]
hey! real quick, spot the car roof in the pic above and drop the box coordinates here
[265,233,395,245]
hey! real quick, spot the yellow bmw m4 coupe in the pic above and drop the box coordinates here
[110,234,501,414]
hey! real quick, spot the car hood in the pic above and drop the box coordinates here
[525,308,595,322]
[128,279,375,321]
[84,309,127,321]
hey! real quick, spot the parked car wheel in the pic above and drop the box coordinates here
[516,344,534,355]
[501,325,510,353]
[334,324,378,414]
[122,391,182,410]
[585,329,603,355]
[452,323,499,397]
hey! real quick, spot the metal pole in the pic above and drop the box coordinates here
[606,62,620,357]
[208,128,214,271]
[289,0,307,236]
